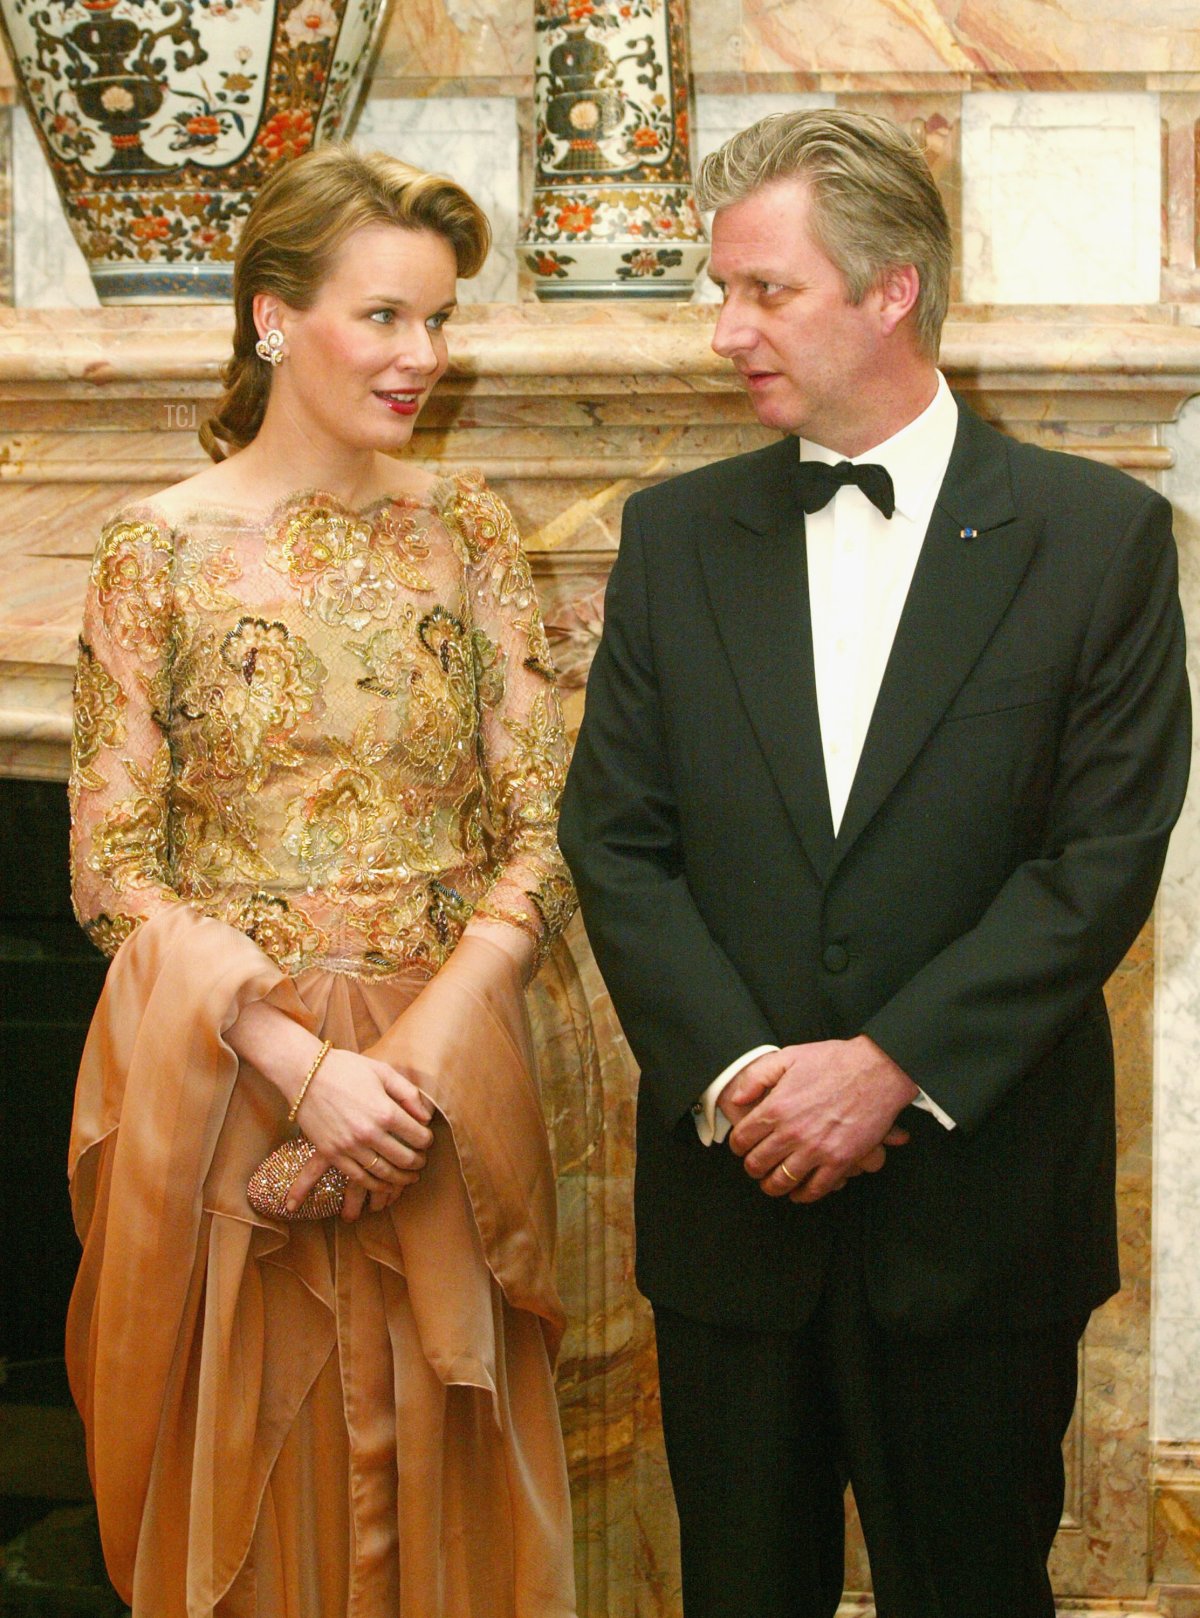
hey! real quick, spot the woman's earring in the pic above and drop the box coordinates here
[255,329,285,366]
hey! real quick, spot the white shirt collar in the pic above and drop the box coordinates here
[798,372,958,521]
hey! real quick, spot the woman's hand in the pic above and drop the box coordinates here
[227,999,434,1220]
[290,1049,433,1218]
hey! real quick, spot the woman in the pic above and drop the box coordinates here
[66,146,578,1618]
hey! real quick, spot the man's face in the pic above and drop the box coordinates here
[708,176,890,456]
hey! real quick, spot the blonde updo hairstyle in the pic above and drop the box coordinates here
[200,144,491,461]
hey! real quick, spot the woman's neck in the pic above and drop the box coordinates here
[232,414,385,509]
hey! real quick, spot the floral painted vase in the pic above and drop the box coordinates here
[0,0,391,301]
[521,0,708,299]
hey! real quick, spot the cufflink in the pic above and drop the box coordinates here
[691,1101,703,1115]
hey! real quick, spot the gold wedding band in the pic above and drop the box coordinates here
[367,1152,382,1175]
[779,1162,800,1185]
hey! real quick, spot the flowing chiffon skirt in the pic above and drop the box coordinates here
[65,905,577,1618]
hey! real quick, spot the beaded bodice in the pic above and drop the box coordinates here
[69,470,575,976]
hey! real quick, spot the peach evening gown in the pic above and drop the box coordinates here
[65,471,579,1618]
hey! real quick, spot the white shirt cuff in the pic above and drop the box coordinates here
[690,1052,955,1140]
[912,1086,956,1129]
[692,1046,780,1145]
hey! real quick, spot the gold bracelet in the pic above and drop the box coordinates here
[287,1039,332,1124]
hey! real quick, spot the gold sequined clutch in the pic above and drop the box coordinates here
[246,1135,348,1221]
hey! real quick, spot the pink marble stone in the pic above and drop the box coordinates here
[742,0,1200,77]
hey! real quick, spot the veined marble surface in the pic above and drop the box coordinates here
[374,0,530,86]
[961,93,1162,305]
[10,106,96,311]
[1157,397,1200,1443]
[740,0,1200,76]
[693,89,835,166]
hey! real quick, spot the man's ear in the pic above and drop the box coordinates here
[876,263,921,337]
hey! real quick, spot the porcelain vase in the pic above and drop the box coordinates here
[0,0,391,302]
[521,0,708,299]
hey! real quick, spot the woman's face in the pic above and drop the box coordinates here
[267,221,460,456]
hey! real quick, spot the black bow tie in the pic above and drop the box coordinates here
[795,458,896,519]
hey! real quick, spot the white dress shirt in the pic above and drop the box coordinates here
[696,373,960,1144]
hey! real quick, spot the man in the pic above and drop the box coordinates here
[558,110,1190,1618]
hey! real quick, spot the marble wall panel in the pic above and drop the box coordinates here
[0,105,11,306]
[10,107,96,310]
[1162,94,1200,302]
[355,95,519,303]
[1156,393,1200,1445]
[960,93,1161,305]
[373,0,530,87]
[692,87,834,167]
[1153,1442,1200,1592]
[740,0,1200,78]
[688,0,745,80]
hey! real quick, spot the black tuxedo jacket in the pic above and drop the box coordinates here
[559,401,1191,1336]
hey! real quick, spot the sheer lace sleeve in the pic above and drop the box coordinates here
[69,511,180,956]
[443,474,577,962]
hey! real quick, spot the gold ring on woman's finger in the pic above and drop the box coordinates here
[367,1151,382,1174]
[779,1161,800,1185]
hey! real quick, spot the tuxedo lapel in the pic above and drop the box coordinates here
[834,404,1043,866]
[698,438,836,880]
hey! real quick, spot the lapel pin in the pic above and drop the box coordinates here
[960,525,978,539]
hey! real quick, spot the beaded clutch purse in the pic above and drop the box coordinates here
[246,1135,348,1221]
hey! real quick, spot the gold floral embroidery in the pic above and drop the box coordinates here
[83,910,144,958]
[219,616,322,728]
[174,532,242,615]
[409,607,475,784]
[490,541,538,614]
[267,504,395,630]
[451,780,485,859]
[282,719,441,891]
[375,503,435,592]
[349,608,421,699]
[352,605,477,786]
[173,765,279,895]
[445,481,542,618]
[443,479,510,566]
[72,639,127,791]
[71,479,577,979]
[472,630,507,708]
[88,741,173,892]
[530,867,578,940]
[265,498,436,631]
[91,518,174,657]
[495,692,570,828]
[176,617,326,792]
[224,892,328,974]
[352,889,436,975]
[429,877,475,942]
[518,611,557,682]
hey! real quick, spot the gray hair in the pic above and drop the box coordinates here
[697,109,951,359]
